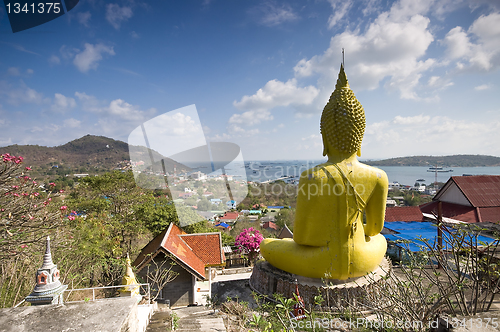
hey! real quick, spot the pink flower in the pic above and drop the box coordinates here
[25,167,32,171]
[20,245,27,249]
[60,206,67,211]
[49,182,55,187]
[68,215,75,221]
[59,190,64,193]
[33,192,39,197]
[48,198,52,201]
[11,185,19,189]
[13,193,19,197]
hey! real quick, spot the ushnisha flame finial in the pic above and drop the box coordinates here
[320,63,365,155]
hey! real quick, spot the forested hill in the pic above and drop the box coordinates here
[0,135,188,175]
[364,155,500,167]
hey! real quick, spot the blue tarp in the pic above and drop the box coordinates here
[383,221,497,252]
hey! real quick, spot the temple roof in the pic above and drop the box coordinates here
[133,223,225,280]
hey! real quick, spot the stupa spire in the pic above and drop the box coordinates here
[41,236,55,269]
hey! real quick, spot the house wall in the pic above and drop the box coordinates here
[440,183,471,206]
[137,254,194,307]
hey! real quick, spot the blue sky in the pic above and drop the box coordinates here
[0,0,499,161]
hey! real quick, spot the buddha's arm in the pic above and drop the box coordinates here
[363,171,388,237]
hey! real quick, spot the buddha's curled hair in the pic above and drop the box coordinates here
[320,64,365,154]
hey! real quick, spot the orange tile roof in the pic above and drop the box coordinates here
[220,212,239,219]
[133,223,225,280]
[162,224,206,278]
[180,233,225,266]
[385,206,423,222]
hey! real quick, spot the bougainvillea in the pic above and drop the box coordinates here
[234,227,264,264]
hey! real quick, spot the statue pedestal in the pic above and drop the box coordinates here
[249,257,391,308]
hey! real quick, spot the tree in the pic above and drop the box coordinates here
[143,253,179,302]
[0,153,63,258]
[234,227,264,265]
[0,153,66,308]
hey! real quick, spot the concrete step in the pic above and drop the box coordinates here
[173,306,226,332]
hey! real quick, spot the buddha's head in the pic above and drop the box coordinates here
[320,64,365,158]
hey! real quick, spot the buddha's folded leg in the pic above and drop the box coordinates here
[349,234,387,277]
[260,238,332,279]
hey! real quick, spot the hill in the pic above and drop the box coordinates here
[0,135,189,177]
[364,155,500,167]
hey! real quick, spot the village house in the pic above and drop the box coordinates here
[420,175,500,224]
[133,223,225,307]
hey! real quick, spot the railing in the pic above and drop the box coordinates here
[63,283,151,303]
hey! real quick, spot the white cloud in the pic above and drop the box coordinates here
[77,11,91,27]
[59,45,80,60]
[108,99,149,121]
[106,3,133,30]
[75,91,156,122]
[475,84,491,91]
[393,114,430,125]
[239,0,438,120]
[51,93,76,113]
[7,67,20,76]
[73,43,115,73]
[364,114,500,158]
[326,0,353,29]
[427,75,453,89]
[229,109,273,126]
[49,55,60,64]
[443,12,500,71]
[251,2,298,27]
[234,78,319,112]
[130,31,140,39]
[228,125,259,136]
[26,69,33,75]
[0,81,44,106]
[63,118,81,128]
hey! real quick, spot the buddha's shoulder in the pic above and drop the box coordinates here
[356,163,388,182]
[299,163,331,178]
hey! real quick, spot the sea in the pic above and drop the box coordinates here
[240,160,500,186]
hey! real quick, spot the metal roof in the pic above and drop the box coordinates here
[446,175,500,207]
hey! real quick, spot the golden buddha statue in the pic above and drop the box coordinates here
[260,64,388,280]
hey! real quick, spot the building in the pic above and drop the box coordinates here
[277,224,293,239]
[420,175,500,224]
[189,171,207,181]
[385,206,424,222]
[219,211,239,224]
[262,221,279,232]
[133,223,225,307]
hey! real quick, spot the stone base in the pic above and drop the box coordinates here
[249,257,391,308]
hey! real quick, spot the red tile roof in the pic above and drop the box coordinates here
[452,175,500,207]
[263,221,279,230]
[180,233,225,266]
[220,212,239,220]
[133,223,225,280]
[385,206,423,222]
[420,201,478,223]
